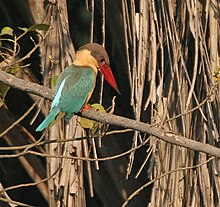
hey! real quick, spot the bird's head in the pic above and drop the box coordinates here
[78,43,120,94]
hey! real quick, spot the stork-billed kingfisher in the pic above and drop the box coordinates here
[36,43,119,132]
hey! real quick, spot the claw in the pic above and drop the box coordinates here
[81,104,91,112]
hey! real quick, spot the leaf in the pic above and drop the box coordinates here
[91,103,106,113]
[80,103,106,132]
[0,97,4,107]
[51,75,59,87]
[0,65,21,106]
[27,24,50,32]
[0,26,13,36]
[0,82,10,105]
[80,118,94,129]
[80,104,106,130]
[18,27,28,32]
[5,65,20,75]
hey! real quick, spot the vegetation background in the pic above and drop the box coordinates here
[0,0,219,207]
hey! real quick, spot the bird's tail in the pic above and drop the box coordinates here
[36,107,60,132]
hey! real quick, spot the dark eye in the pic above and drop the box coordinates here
[100,58,105,65]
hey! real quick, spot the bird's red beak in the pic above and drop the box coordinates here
[99,63,120,94]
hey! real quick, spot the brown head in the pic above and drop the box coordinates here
[77,43,120,94]
[79,43,110,66]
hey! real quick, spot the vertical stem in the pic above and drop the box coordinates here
[90,0,94,43]
[99,0,105,106]
[98,0,106,147]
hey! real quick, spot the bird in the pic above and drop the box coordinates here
[36,43,119,132]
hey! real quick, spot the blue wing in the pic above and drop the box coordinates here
[36,65,96,131]
[53,65,96,119]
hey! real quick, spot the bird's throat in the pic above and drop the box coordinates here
[73,49,98,74]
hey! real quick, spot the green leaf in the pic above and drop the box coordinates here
[27,24,50,32]
[0,65,21,106]
[0,97,4,107]
[80,118,94,129]
[80,104,106,131]
[0,26,13,36]
[18,27,28,32]
[5,65,20,75]
[91,103,106,112]
[51,75,59,87]
[0,82,10,105]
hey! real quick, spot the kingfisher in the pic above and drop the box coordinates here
[36,43,119,132]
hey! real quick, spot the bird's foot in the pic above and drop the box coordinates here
[81,104,91,112]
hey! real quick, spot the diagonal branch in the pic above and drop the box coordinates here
[1,70,220,158]
[0,70,52,100]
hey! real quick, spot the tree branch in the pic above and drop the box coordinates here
[0,70,52,100]
[1,70,220,158]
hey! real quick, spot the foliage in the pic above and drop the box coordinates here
[0,24,49,107]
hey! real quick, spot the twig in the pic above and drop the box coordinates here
[0,197,35,207]
[121,157,214,207]
[0,182,17,207]
[0,129,132,151]
[166,97,208,122]
[0,168,59,194]
[0,137,148,161]
[0,101,39,138]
